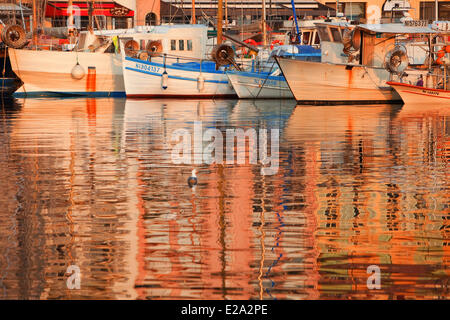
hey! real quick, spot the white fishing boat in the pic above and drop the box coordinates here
[227,45,321,99]
[120,46,237,98]
[387,82,450,104]
[227,69,293,99]
[387,25,449,105]
[9,24,211,97]
[277,23,435,104]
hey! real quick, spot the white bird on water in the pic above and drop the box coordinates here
[187,169,198,188]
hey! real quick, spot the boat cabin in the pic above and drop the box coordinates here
[315,21,440,71]
[78,24,209,60]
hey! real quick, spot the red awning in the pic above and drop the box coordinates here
[46,1,134,18]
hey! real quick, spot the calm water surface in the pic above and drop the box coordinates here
[0,98,448,300]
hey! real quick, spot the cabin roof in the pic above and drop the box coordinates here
[356,24,437,34]
[314,22,353,28]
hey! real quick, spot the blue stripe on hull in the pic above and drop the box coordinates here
[125,67,229,84]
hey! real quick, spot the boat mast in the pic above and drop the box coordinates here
[191,0,196,24]
[217,0,223,44]
[262,0,267,46]
[68,0,74,31]
[290,0,301,43]
[435,0,439,21]
[225,0,228,29]
[32,0,37,45]
[88,0,94,30]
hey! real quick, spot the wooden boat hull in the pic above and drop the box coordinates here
[122,56,237,98]
[226,71,293,99]
[387,81,450,104]
[276,57,402,104]
[9,48,125,97]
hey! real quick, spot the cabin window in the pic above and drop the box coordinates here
[302,32,311,45]
[314,32,320,45]
[171,40,177,51]
[179,40,185,51]
[330,27,342,42]
[317,26,331,42]
[187,40,193,51]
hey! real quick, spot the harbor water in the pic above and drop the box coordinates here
[0,97,448,300]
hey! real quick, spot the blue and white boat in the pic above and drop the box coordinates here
[121,48,237,98]
[227,45,321,99]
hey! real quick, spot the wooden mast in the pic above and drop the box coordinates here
[225,0,228,29]
[191,0,196,24]
[217,0,223,45]
[262,0,267,46]
[32,0,37,45]
[88,0,94,30]
[68,0,74,33]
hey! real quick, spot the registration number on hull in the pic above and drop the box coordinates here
[135,63,161,74]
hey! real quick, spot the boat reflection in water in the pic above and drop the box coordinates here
[0,98,448,300]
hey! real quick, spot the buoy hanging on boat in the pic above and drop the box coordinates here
[161,71,169,90]
[161,54,168,90]
[71,62,85,80]
[187,169,198,188]
[197,75,205,92]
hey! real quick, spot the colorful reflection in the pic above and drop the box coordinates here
[0,98,448,300]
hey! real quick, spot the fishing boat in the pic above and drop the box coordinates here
[276,22,435,104]
[387,82,450,104]
[9,24,211,97]
[387,25,450,105]
[227,45,320,99]
[120,43,237,98]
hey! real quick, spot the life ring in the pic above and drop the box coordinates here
[270,40,284,50]
[124,40,139,57]
[288,16,294,21]
[1,25,27,48]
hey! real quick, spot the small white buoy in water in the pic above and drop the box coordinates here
[71,62,85,80]
[187,169,198,188]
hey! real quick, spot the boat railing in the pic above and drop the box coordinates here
[424,66,449,90]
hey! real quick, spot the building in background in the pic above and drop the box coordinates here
[318,0,450,22]
[160,0,335,24]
